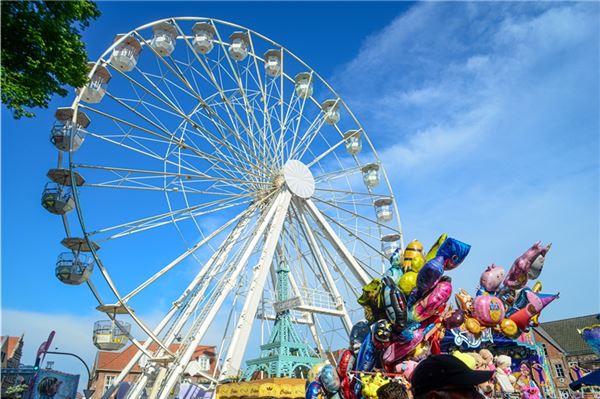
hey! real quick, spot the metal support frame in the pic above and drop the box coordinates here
[119,212,255,399]
[219,190,292,379]
[303,199,371,286]
[155,190,288,399]
[294,199,353,334]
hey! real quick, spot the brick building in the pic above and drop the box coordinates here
[534,314,600,398]
[1,334,25,392]
[89,343,216,398]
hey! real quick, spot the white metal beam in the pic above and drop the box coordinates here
[303,199,371,286]
[219,190,292,379]
[156,191,287,399]
[294,200,353,333]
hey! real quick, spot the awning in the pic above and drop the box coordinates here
[570,369,600,390]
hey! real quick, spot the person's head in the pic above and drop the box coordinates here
[377,381,410,399]
[411,354,493,399]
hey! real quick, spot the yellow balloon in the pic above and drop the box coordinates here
[532,281,543,293]
[452,351,477,369]
[465,318,481,335]
[399,271,418,295]
[425,233,448,262]
[403,240,424,270]
[410,253,426,273]
[501,318,519,337]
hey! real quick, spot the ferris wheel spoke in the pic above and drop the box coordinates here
[173,23,273,170]
[288,110,328,161]
[108,59,260,174]
[121,204,257,302]
[209,26,280,169]
[87,192,253,241]
[80,104,250,182]
[312,164,365,184]
[245,34,281,166]
[312,197,392,231]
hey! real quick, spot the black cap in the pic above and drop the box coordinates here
[411,354,494,395]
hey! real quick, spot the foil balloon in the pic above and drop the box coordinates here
[355,333,376,373]
[413,256,445,302]
[398,271,417,296]
[402,240,424,271]
[465,317,482,334]
[410,253,426,273]
[500,318,519,337]
[504,241,550,290]
[436,237,471,270]
[455,289,474,315]
[371,319,393,344]
[393,360,418,380]
[528,243,551,280]
[306,381,324,399]
[425,233,448,262]
[389,247,402,269]
[350,321,371,354]
[382,276,407,329]
[443,308,465,329]
[337,349,355,376]
[382,327,425,364]
[384,265,403,285]
[479,264,505,293]
[308,363,327,382]
[410,279,452,322]
[532,281,542,293]
[473,294,506,326]
[319,364,341,394]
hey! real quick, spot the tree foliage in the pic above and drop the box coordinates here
[1,1,100,118]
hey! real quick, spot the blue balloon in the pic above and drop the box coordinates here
[349,321,370,353]
[384,265,403,285]
[306,381,323,399]
[355,332,376,373]
[411,256,444,304]
[437,237,471,270]
[319,365,340,393]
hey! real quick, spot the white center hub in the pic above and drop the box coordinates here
[283,160,315,199]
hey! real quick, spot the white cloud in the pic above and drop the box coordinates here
[329,3,599,319]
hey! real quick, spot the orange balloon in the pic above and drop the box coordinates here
[501,318,519,337]
[465,318,481,334]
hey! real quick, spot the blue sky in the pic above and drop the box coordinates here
[2,1,599,390]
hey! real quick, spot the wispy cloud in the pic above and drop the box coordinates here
[330,3,599,318]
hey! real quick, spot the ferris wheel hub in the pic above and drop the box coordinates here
[283,160,315,199]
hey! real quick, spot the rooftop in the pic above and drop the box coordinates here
[540,314,600,356]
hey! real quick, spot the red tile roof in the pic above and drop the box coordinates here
[95,343,216,373]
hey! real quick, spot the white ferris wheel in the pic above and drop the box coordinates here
[42,17,404,399]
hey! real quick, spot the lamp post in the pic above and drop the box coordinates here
[45,351,94,398]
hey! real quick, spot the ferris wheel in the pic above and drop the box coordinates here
[42,17,404,399]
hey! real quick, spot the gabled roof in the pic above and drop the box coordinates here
[540,314,600,356]
[95,343,216,373]
[1,335,24,359]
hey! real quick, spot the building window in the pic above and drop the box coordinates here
[198,355,210,371]
[568,361,578,368]
[554,362,566,378]
[559,389,570,398]
[104,375,115,394]
[541,343,549,357]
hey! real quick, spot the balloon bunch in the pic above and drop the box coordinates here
[305,237,559,399]
[455,241,559,338]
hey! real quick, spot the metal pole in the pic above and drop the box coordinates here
[45,351,92,388]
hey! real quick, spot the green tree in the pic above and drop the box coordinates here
[1,1,100,119]
[6,384,30,399]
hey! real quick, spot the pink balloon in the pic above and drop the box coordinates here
[479,264,505,292]
[473,295,506,326]
[412,280,453,322]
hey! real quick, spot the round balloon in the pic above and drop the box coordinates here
[443,308,465,329]
[319,364,341,394]
[473,295,506,326]
[398,271,418,295]
[306,381,324,399]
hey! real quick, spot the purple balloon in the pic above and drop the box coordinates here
[443,308,465,329]
[581,326,600,357]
